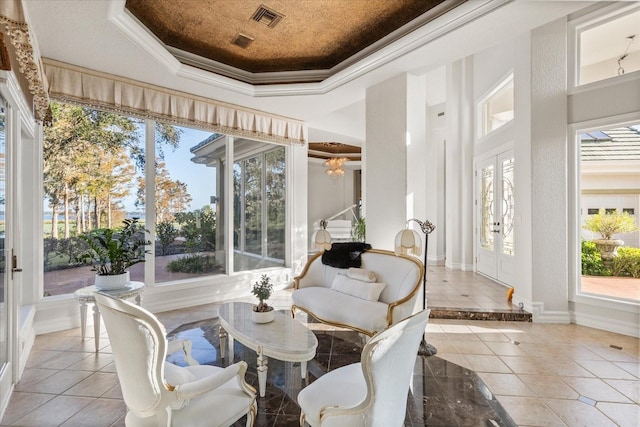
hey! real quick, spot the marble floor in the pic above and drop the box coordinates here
[1,266,639,426]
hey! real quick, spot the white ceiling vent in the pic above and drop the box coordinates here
[251,5,284,28]
[231,33,254,49]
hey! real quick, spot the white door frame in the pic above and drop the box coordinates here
[474,148,515,286]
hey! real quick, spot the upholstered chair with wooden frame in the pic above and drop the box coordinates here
[94,293,257,427]
[297,309,430,427]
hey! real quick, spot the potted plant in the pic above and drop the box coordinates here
[583,209,639,265]
[251,274,274,323]
[76,218,151,290]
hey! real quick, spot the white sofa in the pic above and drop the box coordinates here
[291,249,424,336]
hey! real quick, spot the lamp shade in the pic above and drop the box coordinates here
[394,229,422,256]
[312,229,332,251]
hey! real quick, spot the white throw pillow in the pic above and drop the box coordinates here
[331,274,386,301]
[347,267,377,282]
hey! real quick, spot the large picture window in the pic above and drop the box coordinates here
[577,123,640,303]
[42,102,286,296]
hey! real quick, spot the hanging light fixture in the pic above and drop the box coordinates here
[324,157,347,176]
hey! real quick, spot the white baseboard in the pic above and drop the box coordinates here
[531,302,571,323]
[572,311,640,338]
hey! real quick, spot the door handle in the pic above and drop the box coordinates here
[11,252,22,279]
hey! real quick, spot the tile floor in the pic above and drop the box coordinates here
[1,266,639,427]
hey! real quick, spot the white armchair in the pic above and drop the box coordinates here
[297,309,430,427]
[94,293,257,427]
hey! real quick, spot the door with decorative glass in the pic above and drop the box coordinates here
[476,151,515,285]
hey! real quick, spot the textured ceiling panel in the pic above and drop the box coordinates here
[125,0,460,80]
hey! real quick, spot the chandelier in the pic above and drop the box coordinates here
[324,157,347,176]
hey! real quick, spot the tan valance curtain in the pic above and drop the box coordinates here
[43,59,306,145]
[0,0,50,122]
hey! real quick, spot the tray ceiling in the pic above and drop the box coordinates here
[125,0,465,85]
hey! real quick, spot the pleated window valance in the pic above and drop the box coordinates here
[43,59,306,145]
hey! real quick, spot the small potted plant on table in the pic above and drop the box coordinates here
[76,218,151,290]
[251,274,274,323]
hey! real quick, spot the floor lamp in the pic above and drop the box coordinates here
[394,218,437,356]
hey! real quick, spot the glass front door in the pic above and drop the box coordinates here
[476,150,515,284]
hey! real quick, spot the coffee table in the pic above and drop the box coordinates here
[217,302,318,397]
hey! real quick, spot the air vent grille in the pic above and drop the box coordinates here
[231,33,254,49]
[251,5,284,28]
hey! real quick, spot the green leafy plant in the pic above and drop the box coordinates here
[611,247,640,278]
[581,239,610,276]
[352,217,366,242]
[582,209,639,240]
[251,274,273,312]
[75,218,151,275]
[166,254,219,274]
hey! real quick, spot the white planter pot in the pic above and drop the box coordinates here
[95,271,130,290]
[251,308,274,324]
[593,239,624,261]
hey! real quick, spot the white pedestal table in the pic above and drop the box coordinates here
[217,302,318,397]
[73,281,145,352]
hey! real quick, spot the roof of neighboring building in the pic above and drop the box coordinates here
[580,126,640,161]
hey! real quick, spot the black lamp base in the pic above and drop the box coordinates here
[418,338,437,356]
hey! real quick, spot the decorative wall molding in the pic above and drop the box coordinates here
[0,0,49,122]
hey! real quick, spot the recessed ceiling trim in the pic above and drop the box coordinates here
[110,0,510,97]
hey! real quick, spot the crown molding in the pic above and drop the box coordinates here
[108,0,509,97]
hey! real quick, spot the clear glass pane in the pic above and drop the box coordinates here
[154,127,225,283]
[43,103,146,296]
[244,157,263,256]
[481,165,494,250]
[502,158,515,256]
[483,78,514,135]
[578,9,640,85]
[266,147,285,260]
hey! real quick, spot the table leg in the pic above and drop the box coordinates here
[92,303,100,352]
[219,326,227,360]
[79,302,87,341]
[257,347,268,398]
[135,294,142,306]
[301,360,307,379]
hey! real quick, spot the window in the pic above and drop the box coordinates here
[479,74,513,137]
[575,6,640,86]
[43,102,287,296]
[578,122,640,303]
[234,145,286,272]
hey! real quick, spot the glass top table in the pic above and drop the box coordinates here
[217,301,318,397]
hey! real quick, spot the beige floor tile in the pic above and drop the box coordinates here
[595,401,640,427]
[543,399,618,427]
[29,370,93,395]
[465,355,512,373]
[24,349,64,368]
[441,332,481,342]
[543,357,596,377]
[495,396,566,426]
[102,384,123,400]
[558,345,605,361]
[585,344,639,363]
[0,392,54,425]
[63,372,120,398]
[477,372,536,397]
[59,398,126,427]
[10,395,94,427]
[474,332,513,343]
[14,368,59,391]
[499,356,554,375]
[421,338,460,354]
[448,340,494,355]
[66,353,114,371]
[37,351,94,370]
[518,374,580,399]
[561,377,633,403]
[576,359,638,380]
[614,361,640,378]
[436,353,473,371]
[485,341,529,356]
[602,379,640,404]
